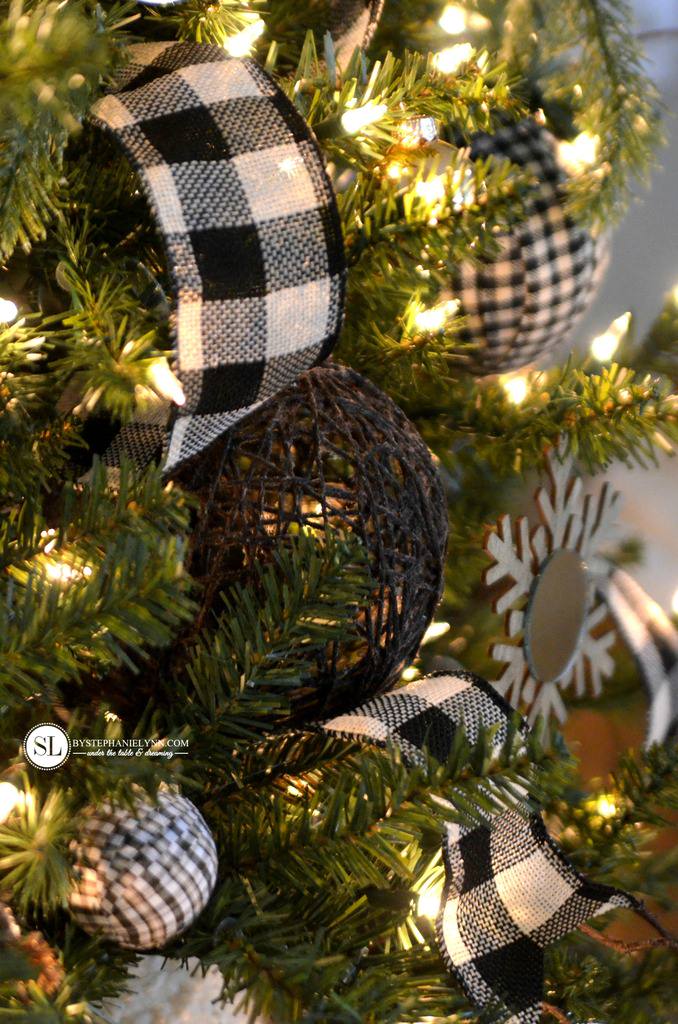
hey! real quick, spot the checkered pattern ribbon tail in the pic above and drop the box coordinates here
[603,568,678,748]
[329,0,384,59]
[89,42,345,474]
[323,671,640,1023]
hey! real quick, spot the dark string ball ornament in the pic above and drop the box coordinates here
[175,363,449,721]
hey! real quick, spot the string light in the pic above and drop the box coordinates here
[402,666,420,682]
[595,794,617,819]
[671,283,678,306]
[417,883,443,919]
[148,357,186,407]
[414,298,460,333]
[590,311,631,362]
[415,176,446,205]
[223,16,265,57]
[439,3,467,34]
[501,373,529,405]
[387,161,405,180]
[439,3,491,32]
[433,43,474,74]
[671,588,678,616]
[0,297,18,323]
[341,101,388,135]
[0,782,19,824]
[422,621,451,644]
[45,561,81,583]
[557,132,599,175]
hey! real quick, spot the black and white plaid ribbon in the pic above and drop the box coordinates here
[89,42,345,473]
[323,671,641,1023]
[329,0,384,59]
[603,569,678,748]
[455,120,608,376]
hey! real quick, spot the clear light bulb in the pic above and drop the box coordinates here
[501,374,529,405]
[590,311,631,362]
[433,43,475,74]
[341,101,388,135]
[0,782,19,824]
[223,17,265,57]
[417,885,442,919]
[0,298,18,323]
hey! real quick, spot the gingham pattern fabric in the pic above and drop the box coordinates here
[69,792,218,950]
[455,120,609,376]
[604,568,678,748]
[330,0,384,59]
[90,42,345,473]
[323,671,639,1024]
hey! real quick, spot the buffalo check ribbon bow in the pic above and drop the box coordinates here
[89,41,346,474]
[323,671,652,1024]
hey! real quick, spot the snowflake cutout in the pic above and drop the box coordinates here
[484,442,621,723]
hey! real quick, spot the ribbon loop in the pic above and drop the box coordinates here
[323,671,640,1023]
[90,42,345,473]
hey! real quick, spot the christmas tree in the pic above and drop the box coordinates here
[1,1,677,1022]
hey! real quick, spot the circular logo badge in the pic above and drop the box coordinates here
[23,723,71,771]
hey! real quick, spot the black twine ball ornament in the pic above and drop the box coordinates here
[176,363,448,720]
[452,119,609,376]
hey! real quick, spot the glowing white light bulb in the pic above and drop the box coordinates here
[341,101,388,135]
[590,311,631,362]
[501,374,529,405]
[557,132,599,175]
[438,4,467,34]
[0,298,18,323]
[223,16,265,57]
[671,283,678,306]
[417,885,442,919]
[671,588,678,616]
[148,357,186,407]
[415,176,447,205]
[387,161,405,180]
[0,782,19,824]
[433,43,474,74]
[590,332,618,362]
[414,299,460,333]
[402,666,420,682]
[595,794,617,819]
[422,621,451,644]
[46,561,79,583]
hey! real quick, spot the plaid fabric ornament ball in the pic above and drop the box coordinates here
[454,119,608,375]
[323,671,647,1024]
[69,792,218,950]
[88,41,345,474]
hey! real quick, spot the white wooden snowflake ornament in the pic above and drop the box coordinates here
[484,443,621,723]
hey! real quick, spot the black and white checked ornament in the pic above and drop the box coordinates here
[454,120,608,375]
[69,792,218,950]
[89,41,345,474]
[323,671,645,1024]
[603,568,678,748]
